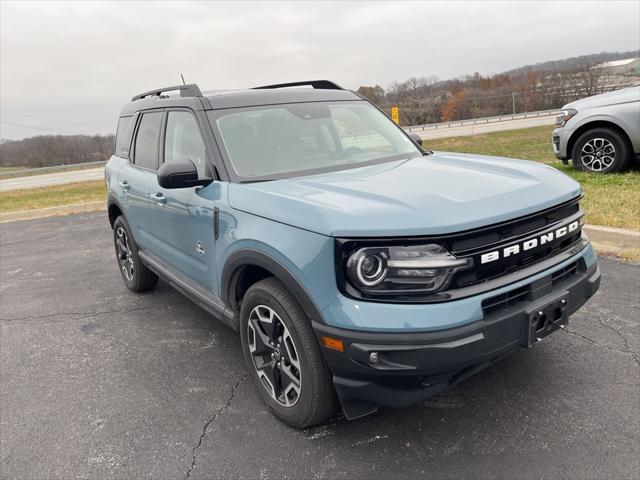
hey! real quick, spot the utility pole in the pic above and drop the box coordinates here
[512,92,516,115]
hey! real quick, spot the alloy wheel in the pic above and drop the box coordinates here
[580,138,616,172]
[246,305,302,407]
[115,226,135,281]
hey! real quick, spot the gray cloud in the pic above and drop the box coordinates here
[1,0,638,139]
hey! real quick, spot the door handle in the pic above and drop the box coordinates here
[150,192,167,205]
[119,180,130,191]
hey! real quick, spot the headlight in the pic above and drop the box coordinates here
[344,244,472,297]
[555,108,577,127]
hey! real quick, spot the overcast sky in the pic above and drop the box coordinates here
[1,0,638,139]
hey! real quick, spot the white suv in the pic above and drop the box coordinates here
[552,86,640,173]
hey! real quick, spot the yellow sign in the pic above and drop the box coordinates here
[391,106,399,124]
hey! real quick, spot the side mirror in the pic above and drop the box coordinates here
[409,133,423,146]
[157,160,212,189]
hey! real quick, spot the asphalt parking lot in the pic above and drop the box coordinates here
[1,212,638,480]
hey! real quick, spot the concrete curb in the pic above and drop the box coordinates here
[583,225,640,259]
[1,202,638,258]
[0,201,105,223]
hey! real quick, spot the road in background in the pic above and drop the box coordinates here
[0,167,104,192]
[1,213,638,479]
[413,113,557,141]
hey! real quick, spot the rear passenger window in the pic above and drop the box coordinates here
[114,116,132,158]
[133,112,163,170]
[164,111,207,178]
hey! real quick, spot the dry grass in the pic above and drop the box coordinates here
[0,167,26,173]
[0,181,106,212]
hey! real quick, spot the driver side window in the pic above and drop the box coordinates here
[164,111,207,178]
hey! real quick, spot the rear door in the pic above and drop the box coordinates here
[147,109,218,290]
[120,110,163,249]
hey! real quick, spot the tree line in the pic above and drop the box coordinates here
[0,134,115,168]
[357,50,639,126]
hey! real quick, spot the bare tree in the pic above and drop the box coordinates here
[569,64,607,97]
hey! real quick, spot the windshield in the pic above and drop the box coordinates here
[210,101,421,180]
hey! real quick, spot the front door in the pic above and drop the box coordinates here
[147,109,218,291]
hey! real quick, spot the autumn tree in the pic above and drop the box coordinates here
[441,89,470,121]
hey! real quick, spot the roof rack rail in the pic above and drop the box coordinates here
[131,84,202,102]
[252,80,343,90]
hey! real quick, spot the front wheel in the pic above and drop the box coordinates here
[571,127,631,173]
[239,277,336,428]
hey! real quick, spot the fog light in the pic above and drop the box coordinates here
[369,352,379,364]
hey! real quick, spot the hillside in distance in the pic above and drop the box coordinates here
[0,135,114,168]
[358,50,640,125]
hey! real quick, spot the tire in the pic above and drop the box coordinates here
[571,127,631,173]
[239,277,336,428]
[112,216,158,292]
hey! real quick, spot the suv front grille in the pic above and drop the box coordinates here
[448,198,579,253]
[454,229,582,288]
[449,197,584,289]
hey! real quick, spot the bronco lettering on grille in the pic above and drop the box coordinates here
[480,220,580,265]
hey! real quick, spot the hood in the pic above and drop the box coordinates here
[228,153,582,237]
[564,86,639,110]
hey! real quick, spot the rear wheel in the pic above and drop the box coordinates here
[239,277,336,428]
[571,127,631,173]
[112,216,158,292]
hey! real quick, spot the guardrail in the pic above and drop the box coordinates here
[0,160,107,179]
[404,109,561,133]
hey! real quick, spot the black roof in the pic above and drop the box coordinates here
[207,88,359,109]
[119,81,362,117]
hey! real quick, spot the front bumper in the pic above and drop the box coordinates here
[552,126,572,160]
[313,249,601,419]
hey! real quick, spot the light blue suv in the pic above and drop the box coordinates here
[106,81,601,427]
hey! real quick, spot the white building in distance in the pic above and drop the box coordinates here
[591,58,640,75]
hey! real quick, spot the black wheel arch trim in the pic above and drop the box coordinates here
[107,196,143,255]
[107,194,125,228]
[221,249,327,326]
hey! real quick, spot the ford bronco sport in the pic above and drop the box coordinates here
[106,80,601,427]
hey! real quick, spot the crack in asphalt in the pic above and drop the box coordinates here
[596,316,638,364]
[184,374,248,479]
[0,302,187,325]
[564,329,640,368]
